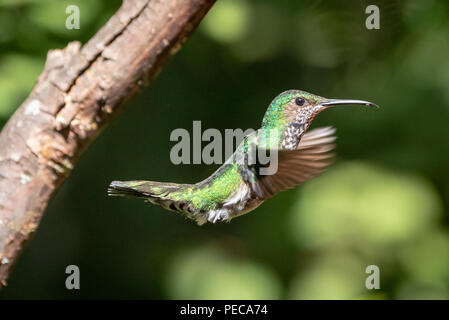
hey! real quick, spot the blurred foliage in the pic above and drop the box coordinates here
[1,0,449,299]
[291,162,441,249]
[202,0,250,44]
[166,246,282,299]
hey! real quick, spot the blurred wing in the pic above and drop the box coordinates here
[254,126,336,199]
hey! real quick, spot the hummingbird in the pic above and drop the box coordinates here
[108,90,377,225]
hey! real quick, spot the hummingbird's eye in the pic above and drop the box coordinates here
[295,97,305,106]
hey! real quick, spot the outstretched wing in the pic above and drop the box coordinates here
[252,126,336,199]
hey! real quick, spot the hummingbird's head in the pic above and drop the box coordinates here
[261,90,377,149]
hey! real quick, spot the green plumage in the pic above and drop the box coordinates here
[169,164,243,211]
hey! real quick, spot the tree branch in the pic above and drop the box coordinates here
[0,0,215,287]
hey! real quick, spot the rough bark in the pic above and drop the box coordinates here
[0,0,215,287]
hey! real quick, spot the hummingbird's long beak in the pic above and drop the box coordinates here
[320,99,379,108]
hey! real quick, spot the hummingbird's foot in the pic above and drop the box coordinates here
[208,208,230,224]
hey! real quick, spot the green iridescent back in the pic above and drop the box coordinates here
[168,163,243,211]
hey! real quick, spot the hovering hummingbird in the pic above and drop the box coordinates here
[108,90,377,225]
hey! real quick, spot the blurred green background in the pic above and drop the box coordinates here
[1,0,449,299]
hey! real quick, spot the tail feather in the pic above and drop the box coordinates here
[108,181,149,198]
[108,180,204,221]
[107,180,187,199]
